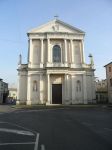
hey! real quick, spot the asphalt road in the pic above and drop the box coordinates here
[0,107,112,150]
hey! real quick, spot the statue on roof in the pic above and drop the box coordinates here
[18,54,22,65]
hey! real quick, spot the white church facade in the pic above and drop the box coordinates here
[17,18,95,105]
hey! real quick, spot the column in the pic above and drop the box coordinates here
[40,74,43,103]
[82,40,85,63]
[71,75,75,104]
[91,73,96,100]
[80,41,83,64]
[47,38,50,62]
[27,75,31,105]
[27,39,30,63]
[47,74,50,104]
[40,39,44,64]
[70,39,74,63]
[83,73,87,104]
[29,39,33,65]
[17,73,20,104]
[64,39,67,63]
[64,74,69,103]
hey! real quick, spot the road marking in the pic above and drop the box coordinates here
[0,128,34,136]
[41,144,45,150]
[34,133,40,150]
[0,121,37,134]
[0,142,35,146]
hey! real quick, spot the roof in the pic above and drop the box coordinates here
[104,62,112,67]
[27,18,85,35]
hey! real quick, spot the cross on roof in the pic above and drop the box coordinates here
[54,15,59,19]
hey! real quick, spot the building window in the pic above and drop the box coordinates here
[33,80,38,91]
[76,80,81,92]
[109,67,111,72]
[53,45,61,62]
[110,78,112,87]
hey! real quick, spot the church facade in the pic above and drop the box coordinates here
[17,19,95,105]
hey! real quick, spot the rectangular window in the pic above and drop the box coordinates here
[109,67,111,72]
[110,78,112,87]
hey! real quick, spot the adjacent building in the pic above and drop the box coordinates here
[17,18,95,105]
[7,88,17,103]
[104,62,112,103]
[0,78,8,103]
[95,79,108,103]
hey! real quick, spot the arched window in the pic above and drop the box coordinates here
[76,80,81,92]
[53,45,61,62]
[33,80,38,91]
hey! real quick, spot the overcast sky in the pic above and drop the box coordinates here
[0,0,112,87]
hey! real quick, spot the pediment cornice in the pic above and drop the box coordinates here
[27,19,85,36]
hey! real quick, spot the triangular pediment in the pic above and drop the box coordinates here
[28,19,85,34]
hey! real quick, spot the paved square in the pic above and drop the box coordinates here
[0,106,112,150]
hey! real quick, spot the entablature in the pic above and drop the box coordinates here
[28,32,84,40]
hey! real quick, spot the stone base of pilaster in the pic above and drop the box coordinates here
[64,99,71,105]
[26,100,38,105]
[40,63,43,68]
[70,63,82,68]
[64,63,68,67]
[16,100,26,105]
[84,100,88,104]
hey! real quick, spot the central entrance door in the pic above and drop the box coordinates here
[52,84,62,104]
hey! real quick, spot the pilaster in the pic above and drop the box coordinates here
[47,38,50,63]
[39,74,43,103]
[64,74,70,104]
[71,75,76,104]
[83,73,87,104]
[29,39,33,65]
[64,39,67,63]
[82,39,85,63]
[70,39,74,63]
[47,74,50,104]
[40,38,44,68]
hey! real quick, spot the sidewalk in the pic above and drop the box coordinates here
[0,105,16,113]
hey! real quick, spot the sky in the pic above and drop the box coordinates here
[0,0,112,87]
